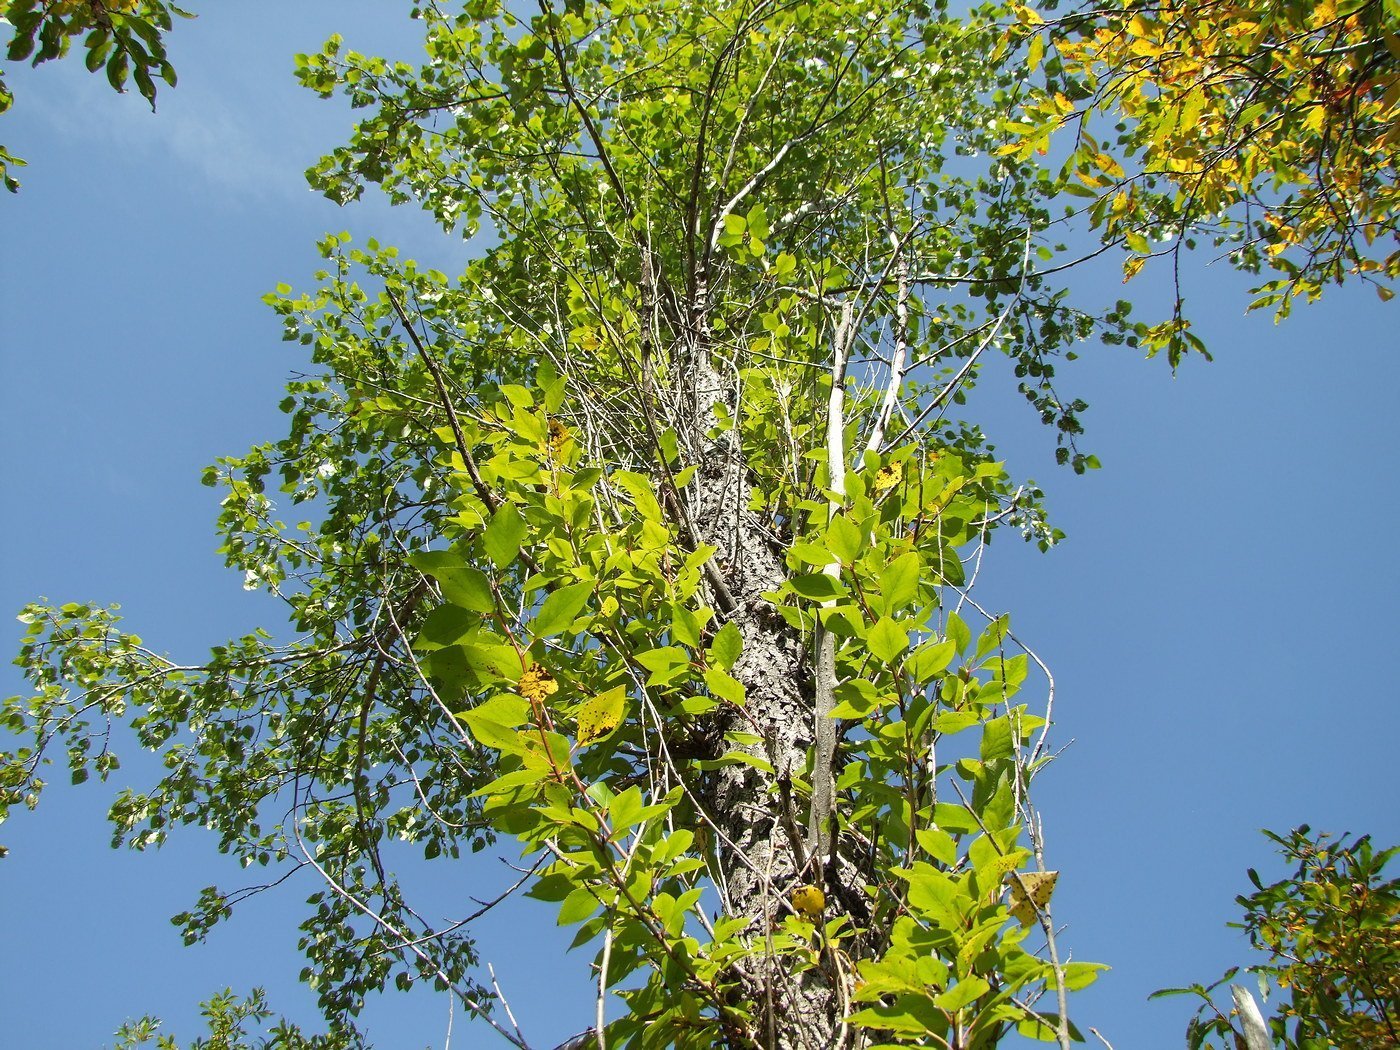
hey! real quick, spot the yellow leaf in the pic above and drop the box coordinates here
[1094,151,1125,179]
[1013,3,1044,26]
[575,685,626,746]
[791,884,826,916]
[874,461,903,490]
[518,664,559,704]
[1122,256,1146,283]
[1028,33,1045,74]
[1006,870,1058,927]
[545,418,570,458]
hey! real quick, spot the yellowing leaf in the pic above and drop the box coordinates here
[1027,33,1045,74]
[1006,870,1058,927]
[1094,152,1124,179]
[575,685,626,746]
[545,418,570,459]
[873,461,903,490]
[517,664,559,704]
[791,884,826,916]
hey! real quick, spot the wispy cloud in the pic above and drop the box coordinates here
[12,59,316,202]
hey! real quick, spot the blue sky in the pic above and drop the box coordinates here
[2,4,1397,1048]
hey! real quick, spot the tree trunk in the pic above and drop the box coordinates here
[681,348,853,1048]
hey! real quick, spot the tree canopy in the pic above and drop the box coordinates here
[2,0,1396,1047]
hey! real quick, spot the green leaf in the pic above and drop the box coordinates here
[484,502,526,569]
[915,827,957,866]
[533,581,594,638]
[703,666,745,705]
[790,540,835,566]
[902,863,971,930]
[461,712,527,755]
[695,750,775,775]
[557,885,601,926]
[907,638,956,680]
[745,203,770,241]
[879,552,922,614]
[825,513,863,564]
[105,49,129,93]
[932,711,980,735]
[946,612,972,654]
[934,976,989,1012]
[931,547,965,586]
[608,785,646,830]
[612,470,664,522]
[410,550,495,613]
[708,620,743,669]
[413,604,477,651]
[980,715,1015,761]
[633,646,691,686]
[847,999,942,1037]
[933,802,980,835]
[788,572,847,602]
[867,616,910,664]
[828,679,882,718]
[974,615,1009,662]
[669,602,706,647]
[1063,962,1108,991]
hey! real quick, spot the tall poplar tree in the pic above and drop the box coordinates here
[3,1,1393,1047]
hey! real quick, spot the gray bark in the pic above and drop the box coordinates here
[679,351,854,1049]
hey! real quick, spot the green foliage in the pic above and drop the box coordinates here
[24,0,1388,1043]
[113,987,363,1049]
[1155,827,1400,1049]
[1,0,193,190]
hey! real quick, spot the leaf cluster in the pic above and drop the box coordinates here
[1155,826,1400,1049]
[0,0,192,190]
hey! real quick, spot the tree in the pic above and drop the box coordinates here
[0,0,190,190]
[1156,827,1400,1049]
[1,1,1392,1047]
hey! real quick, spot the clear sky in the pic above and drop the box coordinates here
[2,4,1397,1048]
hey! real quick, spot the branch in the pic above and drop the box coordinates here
[807,300,855,863]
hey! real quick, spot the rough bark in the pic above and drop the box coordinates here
[678,346,851,1049]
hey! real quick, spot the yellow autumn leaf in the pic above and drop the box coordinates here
[1028,33,1045,74]
[791,884,826,917]
[545,418,570,459]
[518,664,559,704]
[1006,870,1058,927]
[1094,151,1124,179]
[575,685,626,746]
[873,461,903,490]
